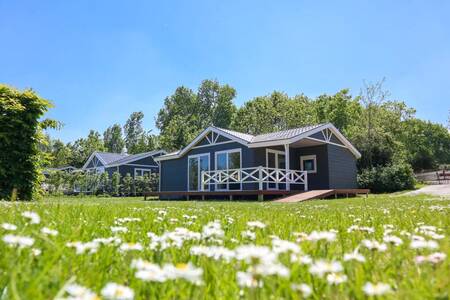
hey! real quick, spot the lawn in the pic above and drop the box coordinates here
[0,195,448,299]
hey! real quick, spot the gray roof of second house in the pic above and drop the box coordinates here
[107,150,165,167]
[95,152,128,165]
[83,150,166,169]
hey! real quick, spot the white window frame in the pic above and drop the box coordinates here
[300,155,317,174]
[266,149,286,190]
[134,168,152,178]
[187,153,210,191]
[214,148,242,191]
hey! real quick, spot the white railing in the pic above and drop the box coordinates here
[201,166,308,191]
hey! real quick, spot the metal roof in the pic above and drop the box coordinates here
[213,127,255,143]
[250,124,325,143]
[96,152,128,165]
[108,150,164,166]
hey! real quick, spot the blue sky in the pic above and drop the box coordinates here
[1,1,449,142]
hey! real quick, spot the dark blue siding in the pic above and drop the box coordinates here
[290,145,330,190]
[327,144,358,189]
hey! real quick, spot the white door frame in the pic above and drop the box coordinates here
[266,149,285,190]
[187,153,210,191]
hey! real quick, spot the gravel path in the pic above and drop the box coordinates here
[406,184,450,197]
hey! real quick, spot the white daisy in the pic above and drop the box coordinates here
[362,282,392,296]
[101,283,134,300]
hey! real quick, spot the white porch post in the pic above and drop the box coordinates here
[284,144,290,191]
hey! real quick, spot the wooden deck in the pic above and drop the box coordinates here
[144,189,369,201]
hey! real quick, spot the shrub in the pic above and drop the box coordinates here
[358,162,415,193]
[0,85,55,200]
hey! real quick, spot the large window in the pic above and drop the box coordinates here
[300,155,317,173]
[215,149,241,190]
[134,168,152,178]
[188,154,210,191]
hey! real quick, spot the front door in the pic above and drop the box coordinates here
[266,149,286,190]
[188,154,210,191]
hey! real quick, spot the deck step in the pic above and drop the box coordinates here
[273,190,336,203]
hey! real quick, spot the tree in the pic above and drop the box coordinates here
[50,139,72,167]
[68,130,105,168]
[156,80,237,151]
[121,173,133,196]
[111,171,121,196]
[104,124,125,153]
[124,112,145,154]
[400,119,450,170]
[0,84,56,200]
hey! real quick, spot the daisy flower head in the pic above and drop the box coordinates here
[362,282,392,296]
[101,283,134,300]
[21,211,40,224]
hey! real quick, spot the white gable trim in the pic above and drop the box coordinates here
[82,152,107,170]
[155,127,249,161]
[248,123,361,159]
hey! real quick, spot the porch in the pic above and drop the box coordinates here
[200,166,308,192]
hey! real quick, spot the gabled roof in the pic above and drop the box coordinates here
[155,123,361,161]
[82,150,166,170]
[97,152,128,165]
[107,150,166,167]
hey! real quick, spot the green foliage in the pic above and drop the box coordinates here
[103,124,125,153]
[0,84,55,200]
[111,171,121,196]
[399,119,450,170]
[124,112,145,154]
[67,130,105,168]
[157,80,237,151]
[357,162,415,193]
[121,173,133,196]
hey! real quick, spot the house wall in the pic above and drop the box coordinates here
[290,145,330,190]
[104,155,160,178]
[327,144,358,189]
[160,140,258,192]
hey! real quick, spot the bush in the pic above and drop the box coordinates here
[358,162,415,193]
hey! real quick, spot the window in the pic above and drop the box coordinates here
[215,149,242,191]
[300,155,317,173]
[134,168,152,178]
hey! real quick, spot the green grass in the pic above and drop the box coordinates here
[0,195,448,299]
